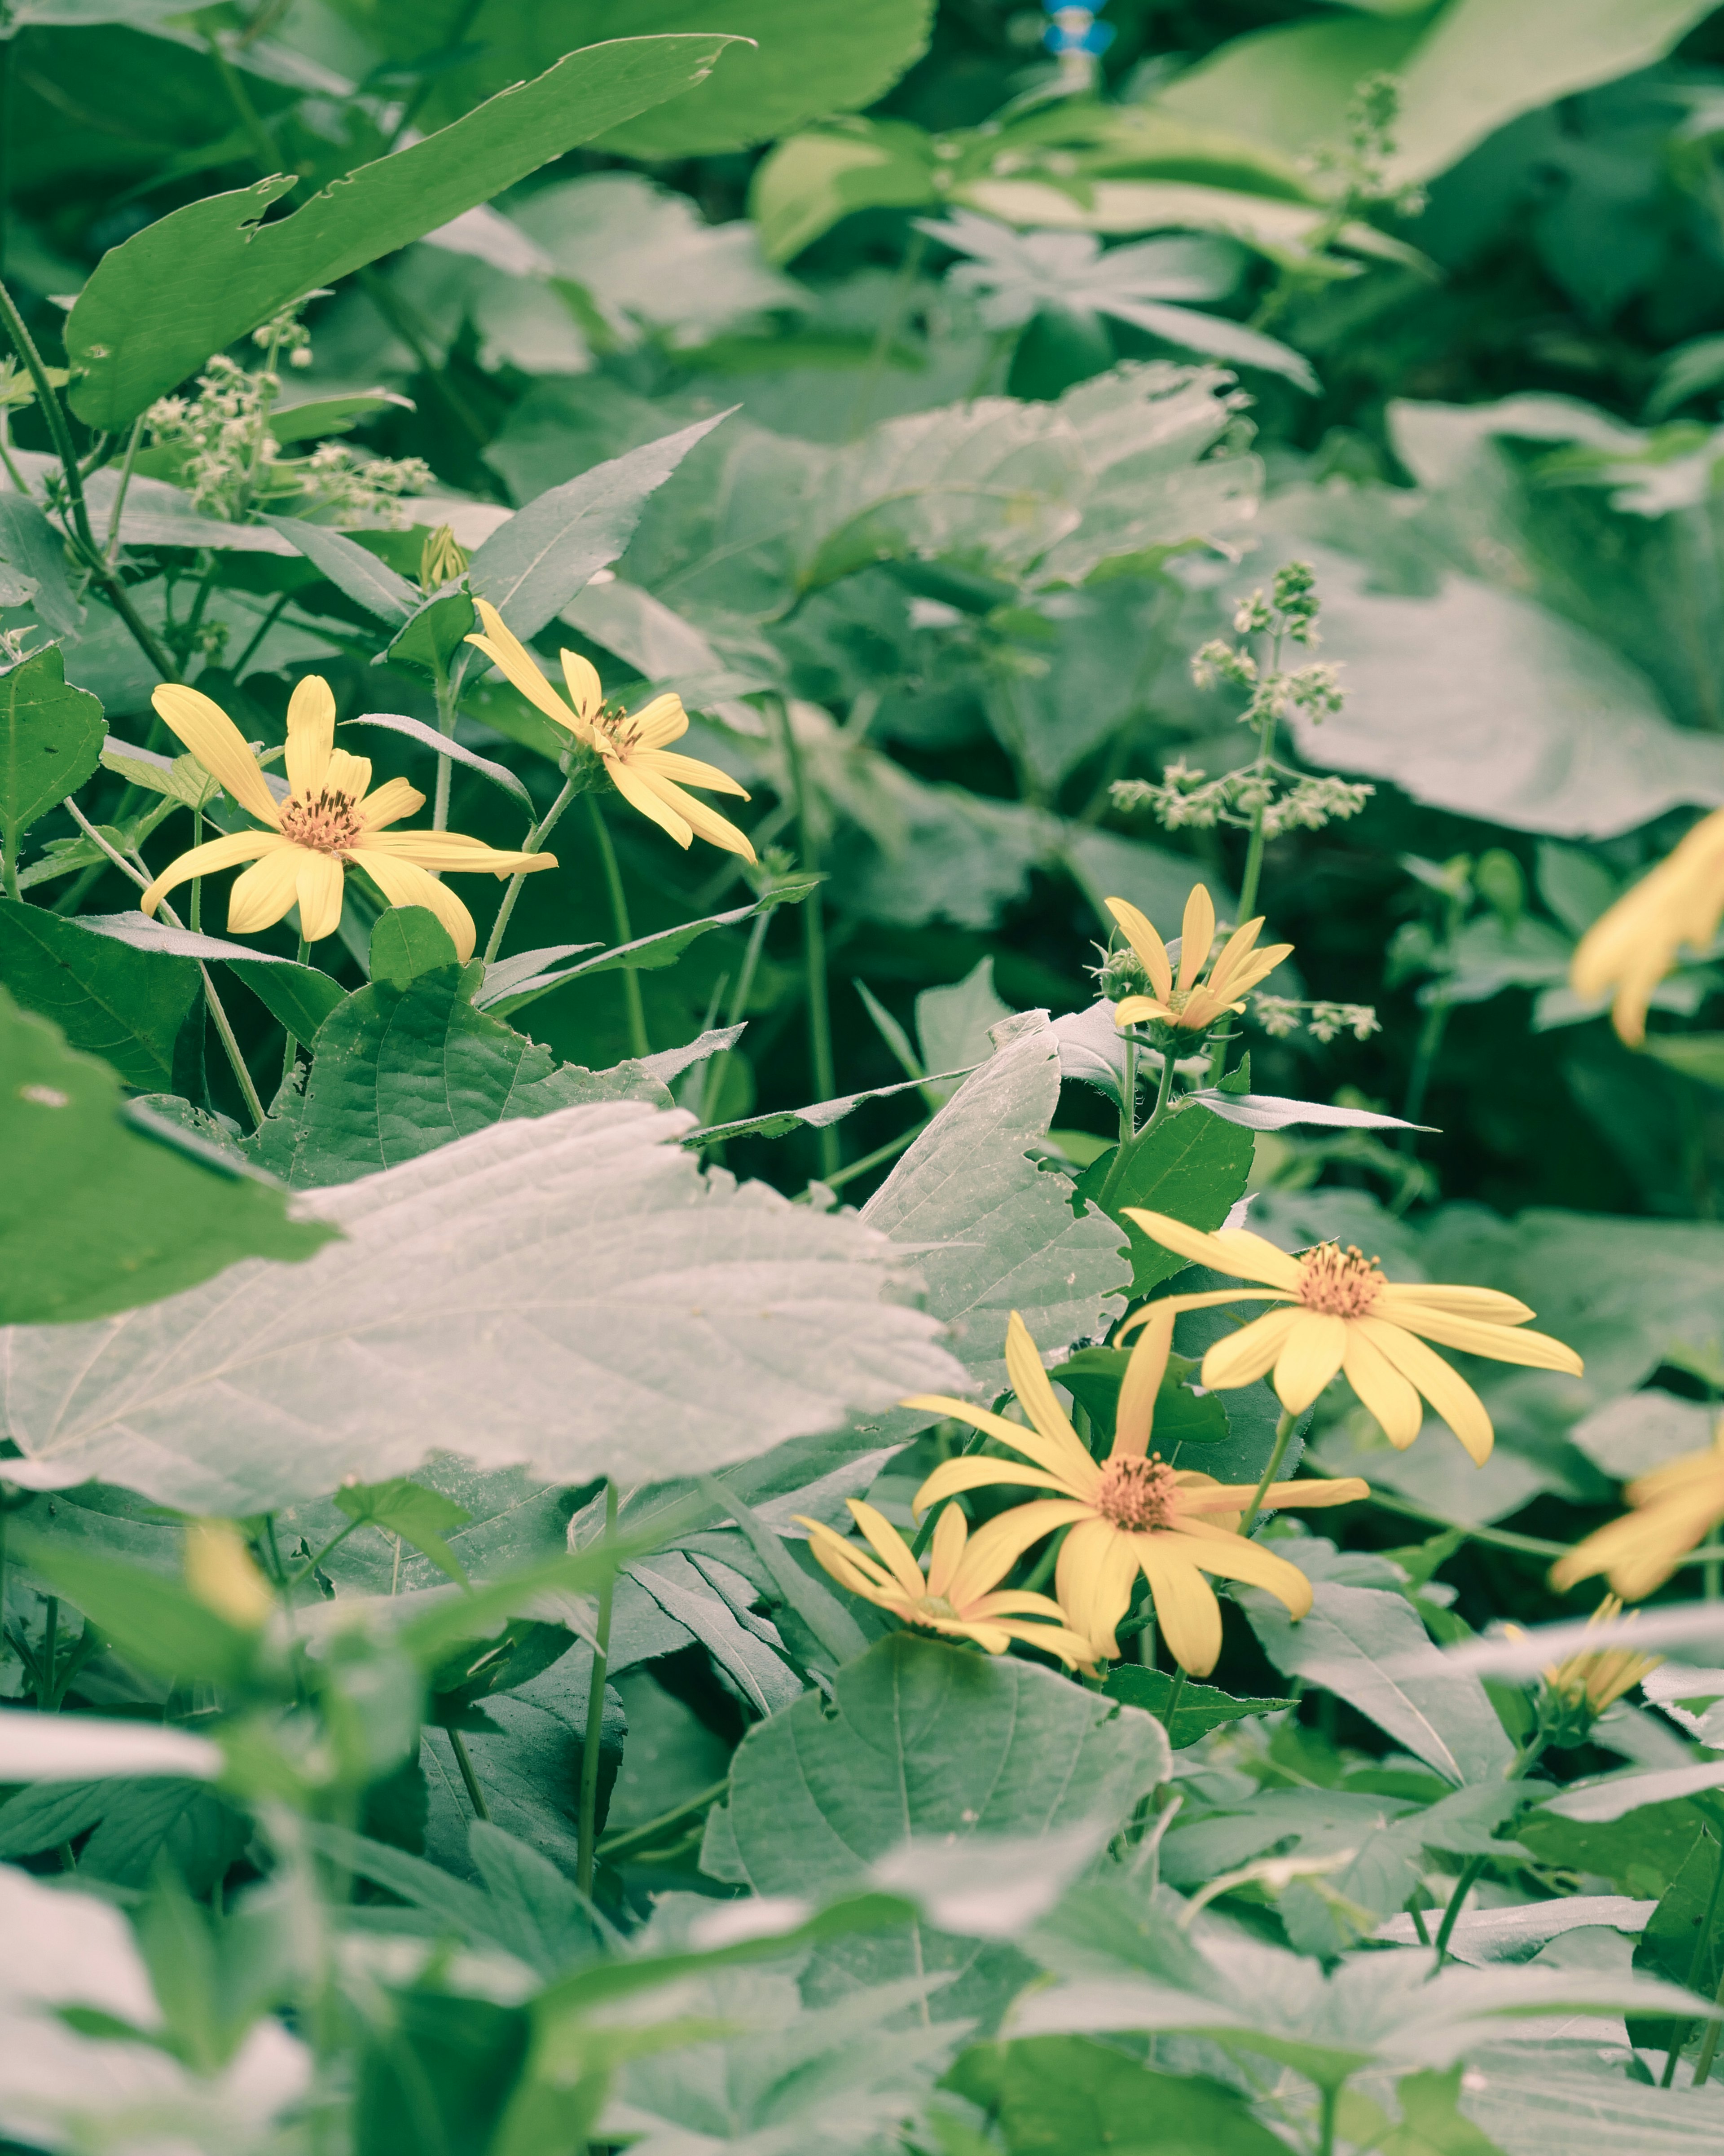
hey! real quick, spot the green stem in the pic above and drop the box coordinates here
[1143,1047,1176,1133]
[1402,996,1449,1135]
[431,650,457,833]
[282,931,308,1080]
[585,794,649,1060]
[1431,1728,1550,1971]
[481,763,585,966]
[102,415,145,564]
[596,1777,730,1865]
[284,1513,359,1591]
[0,273,94,550]
[39,1596,57,1711]
[358,267,496,464]
[448,1728,490,1823]
[801,1119,926,1195]
[1315,2082,1340,2156]
[577,1479,618,1899]
[775,701,839,1181]
[206,31,281,174]
[1240,1409,1298,1536]
[1,831,19,904]
[1692,1958,1724,2086]
[1664,1822,1724,2085]
[189,807,203,933]
[1159,1666,1187,1734]
[699,908,770,1126]
[1118,1032,1137,1148]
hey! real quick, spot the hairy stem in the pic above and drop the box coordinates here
[1239,1408,1297,1537]
[481,763,585,966]
[448,1729,490,1823]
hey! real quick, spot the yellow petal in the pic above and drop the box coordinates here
[955,1499,1094,1588]
[1113,996,1175,1030]
[902,1394,1096,1490]
[925,1502,968,1601]
[357,776,426,832]
[634,748,751,798]
[1104,897,1174,1001]
[1271,1311,1348,1415]
[1341,1324,1424,1448]
[347,848,478,961]
[1133,1538,1223,1677]
[1375,1283,1535,1323]
[466,600,579,733]
[914,1459,1078,1517]
[1388,1305,1583,1376]
[1004,1309,1090,1461]
[1113,1305,1174,1460]
[152,683,281,827]
[845,1499,928,1600]
[228,844,313,936]
[1183,1475,1370,1514]
[293,850,345,943]
[1176,883,1216,992]
[141,829,285,919]
[798,1517,898,1605]
[361,830,554,876]
[1056,1516,1137,1658]
[1119,1210,1305,1291]
[323,748,372,804]
[1201,1306,1303,1391]
[1356,1317,1495,1464]
[630,692,690,750]
[559,648,602,726]
[1165,1523,1315,1616]
[284,674,336,801]
[609,759,694,847]
[985,1618,1097,1668]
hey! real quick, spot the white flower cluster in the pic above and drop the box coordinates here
[1254,994,1380,1043]
[1111,763,1372,837]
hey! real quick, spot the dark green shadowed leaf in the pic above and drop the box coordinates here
[1104,1667,1296,1749]
[0,899,199,1090]
[13,1530,259,1690]
[946,2033,1287,2155]
[0,646,105,860]
[0,984,333,1324]
[1055,1344,1231,1450]
[334,1477,473,1587]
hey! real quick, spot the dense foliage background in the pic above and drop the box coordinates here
[9,3,1724,2153]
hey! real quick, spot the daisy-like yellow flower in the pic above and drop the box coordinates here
[1107,884,1293,1035]
[466,598,755,861]
[1533,1594,1662,1715]
[902,1310,1368,1675]
[796,1497,1095,1667]
[139,676,552,961]
[1570,808,1724,1044]
[1551,1418,1724,1599]
[1121,1211,1583,1466]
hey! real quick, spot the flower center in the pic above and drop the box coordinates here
[1095,1454,1181,1531]
[912,1592,960,1623]
[594,701,645,758]
[1297,1242,1385,1318]
[279,786,364,855]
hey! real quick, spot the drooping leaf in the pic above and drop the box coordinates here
[0,985,333,1326]
[0,1096,967,1511]
[0,645,105,860]
[0,899,199,1091]
[65,35,744,428]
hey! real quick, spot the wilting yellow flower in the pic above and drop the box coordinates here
[797,1497,1095,1667]
[1108,884,1293,1034]
[466,598,755,860]
[1530,1595,1662,1715]
[184,1520,274,1630]
[1571,808,1724,1045]
[903,1310,1368,1675]
[1122,1212,1583,1466]
[1551,1419,1724,1599]
[140,676,551,961]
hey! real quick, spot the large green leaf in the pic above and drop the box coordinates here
[418,0,934,159]
[0,900,198,1091]
[0,494,83,639]
[0,647,105,864]
[1104,1667,1294,1750]
[860,1013,1128,1404]
[1072,1101,1257,1299]
[946,2035,1286,2156]
[64,35,741,428]
[708,1632,1168,2024]
[0,1096,967,1510]
[0,985,332,1326]
[1154,0,1718,185]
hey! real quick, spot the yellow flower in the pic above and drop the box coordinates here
[140,676,552,961]
[1531,1594,1661,1714]
[184,1520,273,1630]
[1551,1418,1724,1600]
[902,1310,1368,1675]
[1121,1212,1583,1466]
[1107,884,1293,1034]
[1570,807,1724,1045]
[797,1497,1095,1668]
[466,598,756,861]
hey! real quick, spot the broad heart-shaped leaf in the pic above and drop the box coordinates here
[1240,1578,1513,1787]
[0,985,332,1326]
[1457,2042,1724,2155]
[708,1633,1168,2027]
[0,899,198,1092]
[1104,1666,1294,1749]
[64,35,741,428]
[243,953,682,1189]
[470,411,731,639]
[0,1098,967,1511]
[0,646,104,858]
[860,1013,1127,1403]
[946,2036,1286,2156]
[1073,1101,1256,1298]
[422,0,934,160]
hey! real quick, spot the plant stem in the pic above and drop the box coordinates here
[448,1729,490,1822]
[1118,1032,1137,1148]
[801,1118,926,1195]
[1,831,19,904]
[595,1777,730,1865]
[577,1479,618,1900]
[775,701,839,1181]
[40,1596,57,1711]
[103,414,145,564]
[0,274,93,549]
[481,763,584,966]
[699,908,770,1126]
[282,931,308,1079]
[1240,1408,1297,1536]
[1316,2083,1339,2156]
[585,794,649,1059]
[1663,1823,1724,2085]
[1692,1958,1724,2085]
[1143,1046,1176,1133]
[431,649,456,832]
[1159,1666,1187,1735]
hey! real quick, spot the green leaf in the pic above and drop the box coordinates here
[694,1067,962,1148]
[423,0,935,161]
[333,1477,473,1587]
[69,907,350,1044]
[14,1530,258,1690]
[1103,1667,1295,1749]
[0,645,105,860]
[861,1013,1128,1404]
[1372,2067,1513,2156]
[750,119,941,265]
[697,1476,870,1668]
[0,899,199,1091]
[470,411,732,639]
[369,903,461,988]
[946,2034,1287,2156]
[3,1097,967,1511]
[99,736,218,809]
[384,588,479,678]
[340,714,532,810]
[0,492,83,638]
[1054,1344,1231,1450]
[65,35,744,428]
[264,516,418,623]
[711,1632,1168,2024]
[1072,1102,1256,1298]
[0,983,333,1326]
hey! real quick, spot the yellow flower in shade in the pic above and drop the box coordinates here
[1551,1419,1724,1600]
[1107,885,1293,1034]
[139,676,552,961]
[902,1309,1368,1675]
[1121,1211,1584,1466]
[466,598,756,861]
[796,1497,1096,1668]
[184,1520,274,1630]
[1532,1595,1662,1715]
[1570,808,1724,1045]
